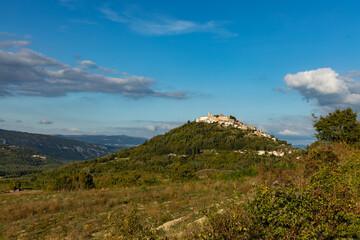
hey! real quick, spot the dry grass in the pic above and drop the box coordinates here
[0,179,247,239]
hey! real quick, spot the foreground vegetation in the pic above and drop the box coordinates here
[0,179,247,239]
[190,108,360,239]
[2,109,360,239]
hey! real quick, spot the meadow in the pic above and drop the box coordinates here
[0,178,250,239]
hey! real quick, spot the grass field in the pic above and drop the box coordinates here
[0,178,251,239]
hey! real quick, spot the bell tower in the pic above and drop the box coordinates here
[208,111,211,117]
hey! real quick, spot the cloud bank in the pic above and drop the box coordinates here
[0,48,188,99]
[284,68,360,109]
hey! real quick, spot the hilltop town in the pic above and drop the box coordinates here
[196,112,276,141]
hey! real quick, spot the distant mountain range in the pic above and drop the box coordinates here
[0,129,113,161]
[55,134,147,150]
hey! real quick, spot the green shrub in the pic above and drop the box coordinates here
[171,162,196,181]
[108,208,156,239]
[47,170,95,191]
[9,179,21,191]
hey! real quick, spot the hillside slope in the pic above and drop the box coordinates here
[0,144,62,176]
[33,121,295,190]
[135,121,288,155]
[0,129,113,161]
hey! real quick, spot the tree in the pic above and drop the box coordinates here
[171,162,195,180]
[313,108,360,144]
[77,170,95,189]
[230,115,237,121]
[9,180,21,191]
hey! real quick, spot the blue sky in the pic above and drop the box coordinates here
[1,0,360,145]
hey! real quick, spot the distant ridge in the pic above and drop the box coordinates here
[293,144,307,150]
[0,129,113,161]
[55,134,147,150]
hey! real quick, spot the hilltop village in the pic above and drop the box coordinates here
[196,112,275,140]
[195,112,290,156]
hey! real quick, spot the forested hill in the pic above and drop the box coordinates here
[0,129,113,161]
[33,121,295,190]
[135,121,289,156]
[0,144,61,177]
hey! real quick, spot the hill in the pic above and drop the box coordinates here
[3,110,360,239]
[31,121,295,190]
[55,134,147,150]
[0,144,62,177]
[0,129,113,161]
[0,120,301,239]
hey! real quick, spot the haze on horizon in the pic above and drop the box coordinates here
[1,0,360,146]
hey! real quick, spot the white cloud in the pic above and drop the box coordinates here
[101,7,237,37]
[111,121,184,138]
[279,129,301,136]
[285,68,347,95]
[0,32,31,39]
[79,60,97,68]
[39,120,53,124]
[159,123,179,130]
[257,115,316,145]
[101,7,128,23]
[0,32,32,47]
[67,128,80,132]
[78,59,116,73]
[0,40,31,47]
[144,122,180,132]
[0,48,189,99]
[0,32,18,37]
[284,68,360,109]
[144,125,158,131]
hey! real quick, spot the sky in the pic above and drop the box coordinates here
[1,0,360,145]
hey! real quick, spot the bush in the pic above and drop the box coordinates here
[108,208,156,239]
[47,170,95,191]
[9,180,21,191]
[171,162,196,181]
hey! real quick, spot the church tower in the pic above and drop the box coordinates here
[208,111,211,117]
